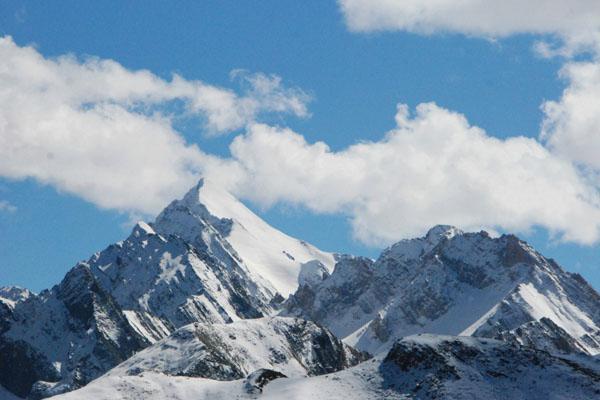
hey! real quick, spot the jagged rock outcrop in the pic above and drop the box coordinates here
[243,369,287,394]
[0,287,33,309]
[378,335,600,399]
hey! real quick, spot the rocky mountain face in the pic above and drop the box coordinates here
[0,180,336,399]
[377,334,600,399]
[284,225,600,355]
[0,265,148,398]
[51,335,600,400]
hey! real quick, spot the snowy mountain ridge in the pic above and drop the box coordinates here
[284,225,600,355]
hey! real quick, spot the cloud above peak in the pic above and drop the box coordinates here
[3,33,600,247]
[0,37,308,214]
[330,0,600,244]
[224,104,600,245]
[541,61,600,170]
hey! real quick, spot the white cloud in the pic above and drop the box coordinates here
[0,200,17,213]
[541,61,600,170]
[4,32,600,248]
[225,103,600,245]
[338,0,600,55]
[0,36,308,215]
[332,0,600,245]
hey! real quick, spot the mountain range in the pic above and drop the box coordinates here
[1,179,599,399]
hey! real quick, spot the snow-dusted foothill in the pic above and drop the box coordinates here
[51,335,600,400]
[104,316,368,380]
[284,225,600,355]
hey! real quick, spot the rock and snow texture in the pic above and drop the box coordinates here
[0,287,33,309]
[284,225,600,355]
[243,369,287,394]
[0,222,277,397]
[378,334,600,399]
[0,180,335,398]
[88,220,275,340]
[52,335,600,400]
[105,316,368,380]
[0,263,149,399]
[153,179,335,297]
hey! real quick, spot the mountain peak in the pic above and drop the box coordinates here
[180,177,219,207]
[179,177,236,212]
[132,221,156,237]
[154,179,335,297]
[179,178,204,204]
[380,225,463,263]
[425,224,462,241]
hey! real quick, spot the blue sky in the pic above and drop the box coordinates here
[1,0,600,292]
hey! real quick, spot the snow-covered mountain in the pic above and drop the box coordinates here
[3,181,600,400]
[51,335,600,400]
[284,225,600,355]
[0,180,336,399]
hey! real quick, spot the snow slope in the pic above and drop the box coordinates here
[52,335,600,400]
[284,226,600,355]
[105,316,367,380]
[154,179,335,297]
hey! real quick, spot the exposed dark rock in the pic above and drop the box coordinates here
[380,335,600,399]
[501,234,537,268]
[0,338,60,398]
[244,369,287,394]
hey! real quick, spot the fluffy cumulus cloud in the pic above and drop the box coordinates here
[5,29,600,247]
[225,104,600,245]
[338,0,600,55]
[0,37,308,214]
[541,61,600,170]
[328,0,600,245]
